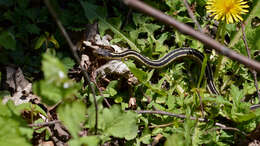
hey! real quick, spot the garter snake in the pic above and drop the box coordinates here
[95,47,260,110]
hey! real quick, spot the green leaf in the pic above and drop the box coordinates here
[33,54,80,105]
[165,134,185,146]
[42,53,67,81]
[49,34,60,49]
[61,57,75,71]
[16,103,47,117]
[124,61,147,82]
[103,80,118,97]
[58,100,86,138]
[231,112,255,123]
[0,31,16,50]
[34,35,46,49]
[33,80,63,104]
[230,85,244,107]
[0,101,33,146]
[100,105,138,140]
[25,24,40,34]
[79,136,100,146]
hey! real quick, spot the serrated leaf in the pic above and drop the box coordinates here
[61,57,75,71]
[0,31,16,50]
[230,85,244,106]
[58,101,86,138]
[101,105,138,140]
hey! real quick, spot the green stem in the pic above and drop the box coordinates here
[197,52,208,88]
[214,22,226,79]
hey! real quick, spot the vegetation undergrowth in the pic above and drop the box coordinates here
[0,0,260,145]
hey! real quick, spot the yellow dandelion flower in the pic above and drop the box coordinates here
[206,0,249,24]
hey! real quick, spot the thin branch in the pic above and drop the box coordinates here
[151,134,163,146]
[28,120,61,128]
[215,122,247,136]
[148,123,173,129]
[122,0,260,72]
[241,22,260,102]
[93,80,111,108]
[183,0,202,32]
[44,0,98,134]
[135,110,206,122]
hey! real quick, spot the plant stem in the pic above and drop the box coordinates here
[197,53,208,88]
[214,22,226,79]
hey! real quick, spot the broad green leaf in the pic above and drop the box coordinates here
[165,134,185,146]
[42,53,67,82]
[58,101,86,138]
[33,54,80,105]
[61,57,75,71]
[0,31,16,50]
[79,136,100,146]
[100,105,138,140]
[33,80,63,104]
[0,101,33,146]
[125,61,147,82]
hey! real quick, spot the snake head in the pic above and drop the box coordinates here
[93,48,112,59]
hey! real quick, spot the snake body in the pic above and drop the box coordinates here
[95,47,260,110]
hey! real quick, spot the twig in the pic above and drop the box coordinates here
[149,123,173,128]
[44,0,98,134]
[135,110,206,122]
[241,22,260,102]
[28,120,61,128]
[122,0,260,72]
[93,80,111,108]
[214,122,247,136]
[182,0,202,32]
[151,134,163,146]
